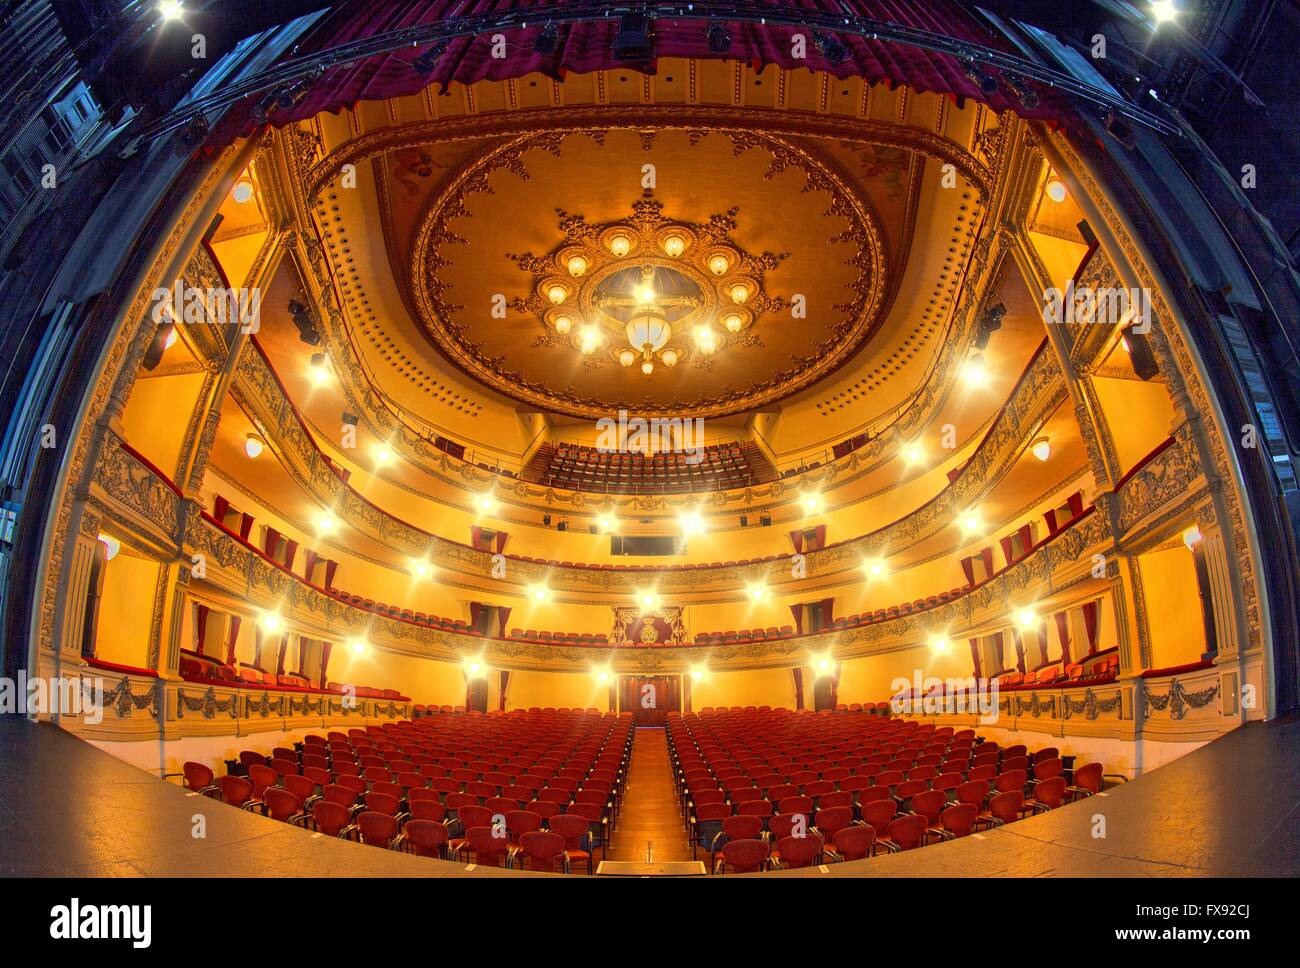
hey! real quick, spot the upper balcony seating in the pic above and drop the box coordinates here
[522,441,776,494]
[996,650,1119,689]
[177,649,407,700]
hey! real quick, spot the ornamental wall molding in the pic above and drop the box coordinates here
[227,336,1067,595]
[1045,130,1262,653]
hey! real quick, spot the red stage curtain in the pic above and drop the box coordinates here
[789,530,804,554]
[495,531,509,554]
[792,667,805,710]
[789,603,804,635]
[969,638,982,678]
[498,670,510,711]
[225,616,241,666]
[276,635,289,676]
[239,513,254,541]
[319,641,332,687]
[195,604,209,655]
[829,664,841,709]
[1044,507,1058,534]
[979,547,994,579]
[1037,618,1050,665]
[209,1,1069,147]
[1082,600,1100,655]
[999,534,1014,568]
[213,495,229,523]
[960,555,975,585]
[1010,627,1026,673]
[324,559,338,589]
[993,631,1005,670]
[283,539,299,572]
[1054,611,1072,664]
[262,526,279,556]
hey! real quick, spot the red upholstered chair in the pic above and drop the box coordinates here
[860,797,897,832]
[939,802,979,839]
[1032,757,1064,783]
[181,761,217,794]
[246,764,277,800]
[720,814,765,844]
[463,826,510,867]
[516,831,568,872]
[813,806,854,840]
[956,779,990,810]
[364,791,401,817]
[778,795,814,816]
[218,775,254,808]
[736,799,773,819]
[396,819,449,858]
[407,798,447,823]
[353,810,400,848]
[1066,762,1103,801]
[877,814,931,852]
[716,838,770,874]
[907,789,948,835]
[827,824,875,862]
[771,832,825,870]
[548,814,593,874]
[690,802,731,860]
[768,812,809,841]
[1023,776,1067,814]
[504,810,544,858]
[818,791,853,810]
[262,787,301,822]
[992,769,1027,794]
[974,791,1024,830]
[303,800,351,837]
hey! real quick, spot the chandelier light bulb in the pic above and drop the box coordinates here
[663,234,685,257]
[349,638,368,656]
[373,444,393,465]
[619,349,636,367]
[553,315,572,334]
[1182,524,1204,549]
[475,493,496,514]
[637,590,659,610]
[960,511,982,534]
[596,512,617,533]
[547,284,567,305]
[635,283,656,304]
[579,326,601,354]
[865,558,888,579]
[903,442,925,465]
[259,611,283,634]
[243,434,265,458]
[748,582,768,602]
[694,326,718,355]
[730,283,750,304]
[641,360,655,375]
[1017,608,1038,629]
[802,493,823,514]
[929,633,951,654]
[316,511,337,534]
[232,178,254,203]
[724,312,743,333]
[567,255,588,277]
[609,234,631,257]
[1031,436,1051,462]
[1045,178,1067,203]
[411,560,433,580]
[709,254,730,275]
[530,585,550,603]
[661,349,678,367]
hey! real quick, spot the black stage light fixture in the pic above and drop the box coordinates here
[1122,325,1161,381]
[760,512,772,527]
[707,21,731,54]
[542,514,552,526]
[342,412,359,427]
[288,299,321,345]
[534,22,559,55]
[142,323,174,371]
[557,519,568,532]
[964,61,1000,95]
[739,514,748,528]
[613,11,654,62]
[974,302,1006,350]
[1103,109,1137,149]
[413,43,447,75]
[814,31,849,65]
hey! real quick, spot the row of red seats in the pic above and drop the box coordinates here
[177,713,632,873]
[177,650,407,700]
[670,709,1102,873]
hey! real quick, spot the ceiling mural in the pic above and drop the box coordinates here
[378,127,917,418]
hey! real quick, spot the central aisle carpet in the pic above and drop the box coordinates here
[603,727,693,864]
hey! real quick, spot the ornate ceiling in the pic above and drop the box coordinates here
[382,127,915,418]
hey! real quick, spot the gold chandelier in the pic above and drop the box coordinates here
[511,190,781,376]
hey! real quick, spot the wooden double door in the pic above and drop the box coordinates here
[618,675,681,726]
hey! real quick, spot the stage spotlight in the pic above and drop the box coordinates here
[814,32,849,65]
[707,21,731,53]
[413,43,446,75]
[534,22,559,55]
[613,11,654,61]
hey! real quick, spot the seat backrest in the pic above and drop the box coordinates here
[356,810,398,846]
[832,824,874,860]
[886,814,929,850]
[721,815,765,840]
[956,779,989,807]
[519,830,566,870]
[264,787,300,821]
[814,806,854,837]
[1034,757,1064,781]
[1033,776,1067,808]
[940,802,978,837]
[860,798,897,830]
[721,838,769,873]
[312,800,351,837]
[1071,761,1103,795]
[775,832,824,868]
[365,791,400,816]
[909,789,947,824]
[408,799,447,822]
[989,790,1024,823]
[219,774,253,807]
[404,818,449,855]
